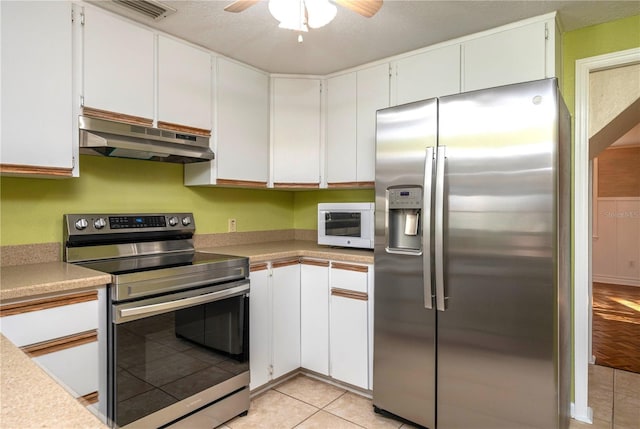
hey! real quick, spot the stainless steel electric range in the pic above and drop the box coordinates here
[63,213,250,429]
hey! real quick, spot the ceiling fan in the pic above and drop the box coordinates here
[224,0,382,18]
[224,0,382,35]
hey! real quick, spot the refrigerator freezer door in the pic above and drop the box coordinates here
[437,79,562,429]
[373,99,437,428]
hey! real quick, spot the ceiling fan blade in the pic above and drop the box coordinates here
[224,0,261,13]
[334,0,382,18]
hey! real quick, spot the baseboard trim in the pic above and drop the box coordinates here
[593,275,640,287]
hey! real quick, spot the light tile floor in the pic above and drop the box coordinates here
[569,365,640,429]
[219,366,640,429]
[218,374,417,429]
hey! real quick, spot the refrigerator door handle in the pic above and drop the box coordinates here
[435,146,447,311]
[423,147,435,309]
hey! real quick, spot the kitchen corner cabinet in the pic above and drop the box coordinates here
[0,1,75,177]
[82,5,154,124]
[271,77,322,188]
[300,260,330,375]
[329,262,371,389]
[0,289,106,415]
[392,44,461,106]
[157,35,212,134]
[326,63,389,187]
[462,19,556,92]
[185,58,269,187]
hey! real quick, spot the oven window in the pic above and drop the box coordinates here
[325,212,362,237]
[113,295,249,427]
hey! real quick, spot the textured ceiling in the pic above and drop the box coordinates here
[90,0,640,75]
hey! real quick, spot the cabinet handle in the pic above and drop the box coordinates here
[331,288,368,301]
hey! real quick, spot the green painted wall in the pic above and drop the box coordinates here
[0,156,372,246]
[562,14,640,113]
[0,156,294,245]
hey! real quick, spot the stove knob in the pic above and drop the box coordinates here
[94,218,107,229]
[168,216,179,226]
[75,218,88,230]
[182,216,192,226]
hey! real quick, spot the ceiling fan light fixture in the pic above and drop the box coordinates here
[269,0,308,31]
[305,0,337,29]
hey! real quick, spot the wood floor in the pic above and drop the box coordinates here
[592,282,640,374]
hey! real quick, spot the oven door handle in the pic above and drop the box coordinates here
[118,283,249,320]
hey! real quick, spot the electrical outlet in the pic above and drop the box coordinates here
[228,218,237,233]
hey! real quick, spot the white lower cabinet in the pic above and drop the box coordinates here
[329,262,371,389]
[248,260,301,390]
[0,289,106,416]
[249,264,272,390]
[248,258,372,391]
[271,261,301,378]
[300,260,330,375]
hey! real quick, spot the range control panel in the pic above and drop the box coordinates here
[64,213,195,235]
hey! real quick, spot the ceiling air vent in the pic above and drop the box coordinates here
[112,0,176,20]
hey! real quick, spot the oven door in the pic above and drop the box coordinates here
[108,280,250,428]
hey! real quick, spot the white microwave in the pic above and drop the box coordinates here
[317,203,375,249]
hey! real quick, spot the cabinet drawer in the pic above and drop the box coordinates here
[33,341,99,398]
[0,292,98,347]
[330,263,368,293]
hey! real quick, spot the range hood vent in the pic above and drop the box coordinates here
[79,116,214,164]
[112,0,176,20]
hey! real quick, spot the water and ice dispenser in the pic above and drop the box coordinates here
[386,186,422,253]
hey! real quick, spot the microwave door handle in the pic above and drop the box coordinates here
[423,147,435,309]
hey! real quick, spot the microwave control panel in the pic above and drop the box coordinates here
[388,187,422,209]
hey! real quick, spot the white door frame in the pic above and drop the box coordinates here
[573,47,640,423]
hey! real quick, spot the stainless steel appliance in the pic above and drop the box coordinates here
[373,78,571,429]
[64,213,249,429]
[79,116,214,163]
[318,202,375,249]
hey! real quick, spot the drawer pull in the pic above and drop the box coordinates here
[0,291,98,317]
[331,288,368,301]
[21,330,98,357]
[331,262,368,273]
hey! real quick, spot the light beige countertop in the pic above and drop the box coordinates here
[0,261,111,302]
[198,240,374,265]
[1,335,108,428]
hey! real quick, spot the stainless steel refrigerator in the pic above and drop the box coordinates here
[373,78,571,429]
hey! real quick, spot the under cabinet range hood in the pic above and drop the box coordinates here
[78,116,214,163]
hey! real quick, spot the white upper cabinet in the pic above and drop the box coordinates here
[326,63,389,187]
[82,6,154,123]
[356,64,390,183]
[462,20,551,92]
[0,1,75,177]
[393,44,461,106]
[158,35,212,133]
[185,58,269,187]
[326,73,357,185]
[271,77,322,188]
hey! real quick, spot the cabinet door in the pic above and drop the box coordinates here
[394,45,460,105]
[216,58,269,185]
[249,266,271,390]
[356,64,390,183]
[300,261,330,375]
[34,342,99,398]
[326,72,357,185]
[330,293,368,389]
[394,44,461,105]
[463,21,547,92]
[272,78,321,186]
[158,35,212,132]
[83,6,154,121]
[271,262,301,378]
[0,1,74,176]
